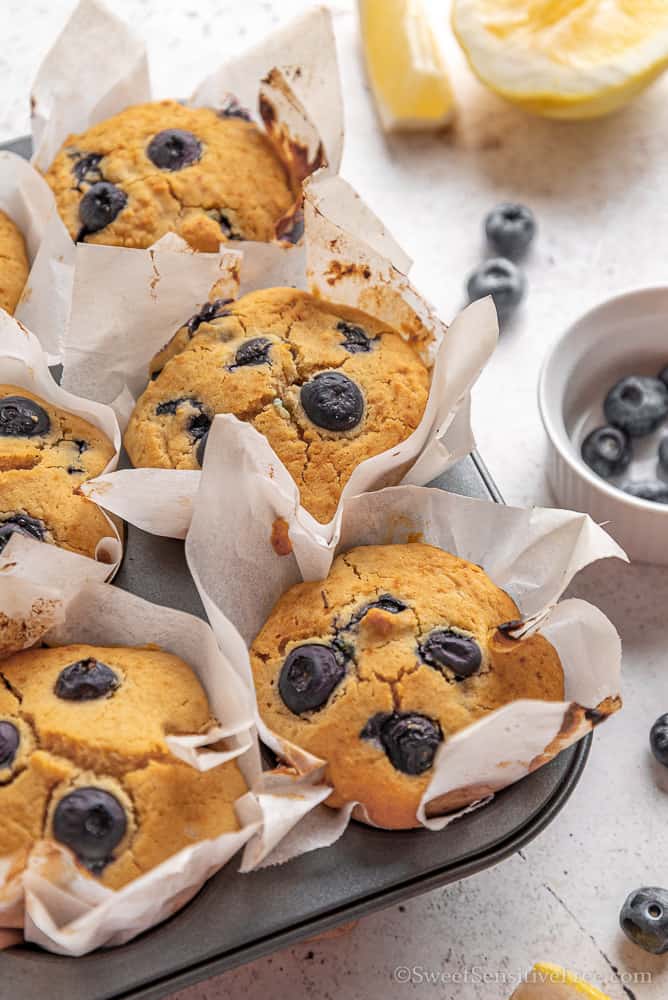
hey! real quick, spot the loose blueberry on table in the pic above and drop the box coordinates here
[580,425,631,479]
[485,203,536,258]
[620,887,668,954]
[604,375,668,437]
[466,257,526,316]
[278,644,346,714]
[53,787,127,874]
[650,713,668,767]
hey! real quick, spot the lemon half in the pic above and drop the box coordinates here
[359,0,455,131]
[452,0,668,118]
[510,963,612,999]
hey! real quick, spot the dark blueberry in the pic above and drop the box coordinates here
[73,439,89,454]
[418,629,482,679]
[67,466,83,475]
[52,787,127,873]
[276,209,305,245]
[659,438,668,474]
[278,644,345,714]
[659,365,668,389]
[156,397,188,416]
[498,619,523,637]
[188,410,211,442]
[216,211,243,241]
[72,152,103,188]
[604,375,668,437]
[300,372,364,432]
[466,258,526,315]
[621,480,668,504]
[0,396,50,437]
[186,298,232,336]
[369,594,407,615]
[620,888,668,955]
[78,181,127,237]
[54,658,119,702]
[196,430,208,468]
[337,320,373,354]
[146,128,202,171]
[650,713,668,767]
[0,721,20,769]
[231,337,272,368]
[0,514,46,554]
[218,95,253,121]
[580,425,631,479]
[485,203,536,258]
[346,594,407,629]
[361,712,442,775]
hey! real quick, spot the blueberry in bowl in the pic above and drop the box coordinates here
[604,375,668,437]
[621,480,668,505]
[580,425,631,479]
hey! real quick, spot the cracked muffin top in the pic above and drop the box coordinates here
[0,644,247,889]
[43,100,297,250]
[124,287,431,523]
[0,210,29,315]
[250,543,565,829]
[0,385,115,559]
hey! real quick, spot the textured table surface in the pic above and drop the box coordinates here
[3,2,668,998]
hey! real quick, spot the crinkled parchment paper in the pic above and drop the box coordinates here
[174,417,626,856]
[0,312,123,655]
[77,173,498,542]
[20,0,344,360]
[0,581,330,955]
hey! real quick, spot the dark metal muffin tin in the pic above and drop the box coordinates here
[0,138,590,1000]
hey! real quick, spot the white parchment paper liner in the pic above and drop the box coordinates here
[0,581,331,955]
[174,415,626,856]
[0,313,123,655]
[20,0,344,361]
[77,174,498,543]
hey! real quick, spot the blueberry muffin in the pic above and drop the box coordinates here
[0,387,116,558]
[0,644,248,889]
[124,288,431,523]
[250,543,565,829]
[43,100,296,250]
[0,210,29,315]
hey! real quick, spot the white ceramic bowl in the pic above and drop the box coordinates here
[539,287,668,565]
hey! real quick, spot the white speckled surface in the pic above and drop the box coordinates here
[3,2,668,997]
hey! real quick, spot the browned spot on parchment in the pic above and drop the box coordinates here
[271,517,292,557]
[324,261,372,286]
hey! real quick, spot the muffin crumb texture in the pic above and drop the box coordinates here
[125,288,431,522]
[0,210,29,315]
[0,644,247,889]
[251,543,565,828]
[44,100,296,250]
[0,385,116,559]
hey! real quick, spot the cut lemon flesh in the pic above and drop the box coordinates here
[453,0,668,118]
[359,0,454,131]
[510,963,612,999]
